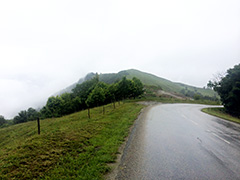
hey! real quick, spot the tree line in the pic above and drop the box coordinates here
[0,115,7,127]
[5,76,144,125]
[208,63,240,117]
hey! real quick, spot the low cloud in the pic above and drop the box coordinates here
[0,0,239,118]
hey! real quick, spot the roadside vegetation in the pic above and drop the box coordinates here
[204,63,240,122]
[207,63,240,117]
[0,102,144,179]
[202,107,240,124]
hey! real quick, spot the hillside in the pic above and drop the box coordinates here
[0,103,144,179]
[58,69,217,98]
[125,69,217,97]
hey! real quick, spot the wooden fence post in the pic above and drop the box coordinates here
[37,117,40,135]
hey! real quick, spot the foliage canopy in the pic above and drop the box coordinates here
[12,76,144,124]
[210,64,240,116]
[0,116,6,126]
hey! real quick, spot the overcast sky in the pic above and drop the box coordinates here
[0,0,240,118]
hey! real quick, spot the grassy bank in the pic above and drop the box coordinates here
[0,102,144,179]
[202,107,240,124]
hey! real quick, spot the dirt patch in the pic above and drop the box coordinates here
[137,101,160,106]
[157,90,185,100]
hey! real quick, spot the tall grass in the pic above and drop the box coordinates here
[202,107,240,124]
[0,102,144,179]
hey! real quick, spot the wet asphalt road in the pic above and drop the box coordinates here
[116,104,240,180]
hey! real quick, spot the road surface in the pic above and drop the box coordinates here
[116,104,240,180]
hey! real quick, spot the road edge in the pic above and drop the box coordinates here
[104,101,159,180]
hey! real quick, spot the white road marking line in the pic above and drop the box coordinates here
[189,119,199,126]
[212,133,230,144]
[182,115,187,119]
[181,115,199,126]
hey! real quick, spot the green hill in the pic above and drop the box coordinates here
[124,69,217,97]
[57,69,217,99]
[100,69,217,98]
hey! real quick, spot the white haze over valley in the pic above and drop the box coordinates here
[0,0,239,118]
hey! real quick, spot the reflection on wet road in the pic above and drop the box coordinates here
[116,104,240,180]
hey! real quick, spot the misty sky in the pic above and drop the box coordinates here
[0,0,240,118]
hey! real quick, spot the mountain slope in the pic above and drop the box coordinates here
[125,69,182,92]
[58,69,217,98]
[124,69,216,97]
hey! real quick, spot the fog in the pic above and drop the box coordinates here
[0,0,239,118]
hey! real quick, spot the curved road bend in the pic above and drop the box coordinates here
[116,104,240,180]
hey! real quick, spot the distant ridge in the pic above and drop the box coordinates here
[56,69,217,98]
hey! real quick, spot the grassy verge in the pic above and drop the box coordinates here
[202,107,240,124]
[0,102,144,180]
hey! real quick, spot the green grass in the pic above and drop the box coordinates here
[0,102,144,180]
[202,107,240,124]
[125,69,218,97]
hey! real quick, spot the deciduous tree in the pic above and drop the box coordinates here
[211,64,240,116]
[13,111,28,124]
[0,115,6,126]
